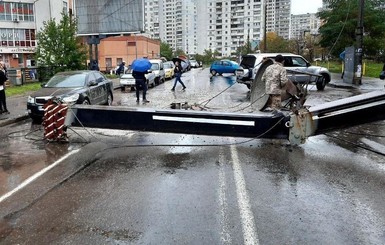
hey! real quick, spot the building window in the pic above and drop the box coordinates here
[63,1,68,13]
[0,2,34,22]
[0,28,36,47]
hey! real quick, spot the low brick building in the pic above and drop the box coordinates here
[98,35,160,73]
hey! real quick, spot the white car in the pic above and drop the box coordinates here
[119,69,156,91]
[235,53,331,90]
[190,59,200,68]
[149,59,166,85]
[111,65,128,75]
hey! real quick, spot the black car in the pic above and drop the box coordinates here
[27,70,114,121]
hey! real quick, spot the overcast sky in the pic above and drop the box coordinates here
[291,0,323,15]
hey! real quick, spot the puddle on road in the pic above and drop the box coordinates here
[0,121,84,197]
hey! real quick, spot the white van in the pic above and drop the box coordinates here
[149,59,166,85]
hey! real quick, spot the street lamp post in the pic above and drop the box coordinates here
[354,0,364,85]
[263,1,267,52]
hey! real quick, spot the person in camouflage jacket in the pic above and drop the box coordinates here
[262,54,297,110]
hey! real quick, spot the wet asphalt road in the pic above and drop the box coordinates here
[1,68,385,244]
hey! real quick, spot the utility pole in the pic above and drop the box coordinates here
[263,1,267,52]
[354,0,364,85]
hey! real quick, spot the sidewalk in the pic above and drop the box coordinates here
[329,72,385,90]
[0,78,121,127]
[1,74,384,127]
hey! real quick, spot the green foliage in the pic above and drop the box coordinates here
[36,12,87,72]
[197,49,221,65]
[160,41,173,61]
[173,49,187,57]
[259,32,292,53]
[318,0,385,58]
[5,82,41,97]
[314,59,383,78]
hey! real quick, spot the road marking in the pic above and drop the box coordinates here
[0,149,80,204]
[218,149,232,244]
[231,145,260,245]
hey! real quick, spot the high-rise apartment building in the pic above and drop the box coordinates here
[265,0,291,39]
[145,0,197,55]
[290,13,321,40]
[146,0,292,57]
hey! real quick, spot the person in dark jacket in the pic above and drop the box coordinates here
[116,61,125,75]
[171,61,186,91]
[0,62,9,114]
[132,70,150,103]
[90,60,100,71]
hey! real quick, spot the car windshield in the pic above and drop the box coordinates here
[45,73,86,88]
[164,63,173,69]
[125,69,133,74]
[240,56,257,68]
[151,63,159,70]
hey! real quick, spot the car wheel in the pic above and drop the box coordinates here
[82,99,90,105]
[210,70,217,76]
[121,86,125,92]
[105,92,113,105]
[316,74,327,90]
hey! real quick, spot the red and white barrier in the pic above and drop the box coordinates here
[42,100,69,142]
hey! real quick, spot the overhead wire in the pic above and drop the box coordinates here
[326,0,352,57]
[325,133,385,157]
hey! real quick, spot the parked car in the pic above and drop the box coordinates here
[210,60,240,76]
[119,69,156,91]
[111,65,128,75]
[27,70,114,121]
[190,59,200,68]
[149,59,166,85]
[235,53,331,90]
[163,61,175,79]
[180,60,190,72]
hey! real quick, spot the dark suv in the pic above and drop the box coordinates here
[235,53,331,90]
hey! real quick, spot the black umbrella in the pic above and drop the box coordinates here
[172,57,185,64]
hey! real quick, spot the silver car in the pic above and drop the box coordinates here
[235,53,331,90]
[119,69,156,91]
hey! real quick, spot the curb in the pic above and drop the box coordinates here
[0,114,30,127]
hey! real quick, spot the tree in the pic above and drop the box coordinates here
[173,48,187,57]
[160,41,173,61]
[36,12,87,71]
[318,0,385,59]
[259,32,291,53]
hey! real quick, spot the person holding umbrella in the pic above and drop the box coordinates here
[171,60,186,91]
[131,58,152,103]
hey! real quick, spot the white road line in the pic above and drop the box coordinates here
[0,149,80,204]
[218,149,232,244]
[231,145,260,245]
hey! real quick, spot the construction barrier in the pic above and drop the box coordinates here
[42,99,69,142]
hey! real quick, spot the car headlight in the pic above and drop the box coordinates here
[62,94,79,104]
[27,96,35,104]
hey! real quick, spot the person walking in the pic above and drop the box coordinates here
[171,61,186,91]
[132,70,150,103]
[116,61,125,76]
[0,62,9,114]
[262,54,298,111]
